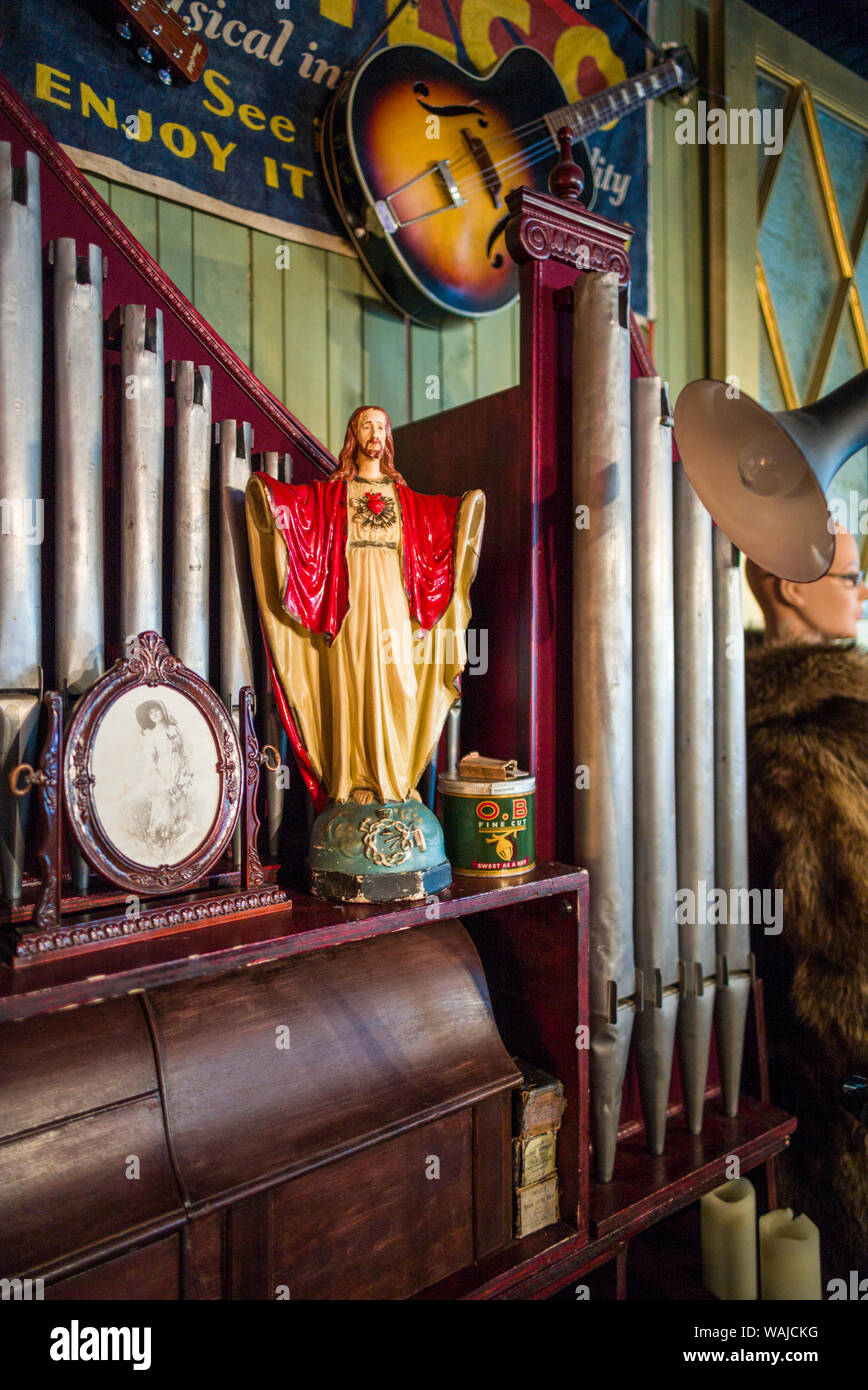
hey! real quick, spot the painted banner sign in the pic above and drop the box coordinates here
[0,0,652,313]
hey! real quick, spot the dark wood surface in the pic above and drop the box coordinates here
[416,1094,794,1299]
[0,993,157,1140]
[227,1193,272,1301]
[589,1095,795,1239]
[270,1111,475,1300]
[43,1236,182,1301]
[1,910,530,1293]
[183,1213,224,1301]
[473,1093,514,1261]
[0,1094,183,1278]
[145,919,519,1205]
[395,388,524,795]
[0,863,587,1021]
[466,879,590,1235]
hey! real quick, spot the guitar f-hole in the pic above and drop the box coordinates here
[486,213,510,268]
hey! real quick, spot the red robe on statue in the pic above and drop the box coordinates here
[256,474,461,640]
[254,473,464,809]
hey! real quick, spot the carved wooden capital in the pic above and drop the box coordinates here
[505,186,631,287]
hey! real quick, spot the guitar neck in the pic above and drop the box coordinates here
[546,60,681,143]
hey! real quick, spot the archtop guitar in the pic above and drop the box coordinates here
[322,42,696,327]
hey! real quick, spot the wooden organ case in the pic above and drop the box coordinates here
[0,77,792,1302]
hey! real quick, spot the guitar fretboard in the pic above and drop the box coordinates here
[545,61,681,144]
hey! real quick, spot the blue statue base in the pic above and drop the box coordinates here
[307,798,452,903]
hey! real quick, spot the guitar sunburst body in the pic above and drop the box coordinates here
[325,45,591,327]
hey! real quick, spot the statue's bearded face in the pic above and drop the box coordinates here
[355,409,388,462]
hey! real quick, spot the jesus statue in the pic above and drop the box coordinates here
[246,405,484,899]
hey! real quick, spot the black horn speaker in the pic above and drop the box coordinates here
[673,370,868,581]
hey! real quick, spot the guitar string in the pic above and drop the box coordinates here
[438,65,676,177]
[428,137,574,211]
[450,129,598,198]
[446,99,644,189]
[452,136,564,196]
[382,69,680,208]
[443,93,637,178]
[441,77,676,191]
[467,66,673,157]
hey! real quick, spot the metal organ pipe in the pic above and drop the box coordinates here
[52,238,105,699]
[120,305,165,644]
[712,526,751,1116]
[52,236,106,896]
[630,376,679,1156]
[171,360,213,679]
[0,146,42,905]
[673,457,717,1134]
[219,419,255,868]
[571,271,634,1183]
[219,418,256,719]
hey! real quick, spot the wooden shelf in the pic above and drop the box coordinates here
[0,862,587,1021]
[417,1094,794,1299]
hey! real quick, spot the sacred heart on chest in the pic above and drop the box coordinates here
[352,490,397,531]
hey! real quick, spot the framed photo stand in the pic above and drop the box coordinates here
[4,632,287,963]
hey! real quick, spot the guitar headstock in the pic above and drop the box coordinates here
[661,45,699,97]
[97,0,208,85]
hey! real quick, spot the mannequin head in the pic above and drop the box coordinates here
[746,525,867,644]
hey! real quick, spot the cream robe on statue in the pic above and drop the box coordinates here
[246,474,485,804]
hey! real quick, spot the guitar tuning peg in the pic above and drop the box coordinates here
[137,45,153,64]
[115,21,132,41]
[157,69,173,87]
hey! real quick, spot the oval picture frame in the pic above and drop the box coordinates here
[64,631,242,895]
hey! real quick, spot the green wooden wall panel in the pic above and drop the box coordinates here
[283,242,329,450]
[157,201,194,303]
[86,174,110,201]
[108,185,158,259]
[440,319,476,410]
[250,231,285,401]
[409,323,443,420]
[326,253,364,455]
[474,307,514,399]
[651,0,709,397]
[362,296,408,428]
[510,300,521,386]
[192,211,250,369]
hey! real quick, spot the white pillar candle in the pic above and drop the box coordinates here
[759,1209,822,1300]
[700,1177,758,1300]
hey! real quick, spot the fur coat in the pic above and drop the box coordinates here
[745,641,868,1279]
